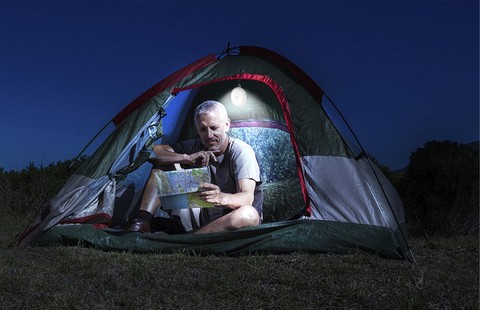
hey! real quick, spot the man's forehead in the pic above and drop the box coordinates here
[195,110,227,124]
[196,115,219,125]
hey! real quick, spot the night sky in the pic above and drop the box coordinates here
[1,1,478,170]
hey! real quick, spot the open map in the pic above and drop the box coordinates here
[154,167,213,209]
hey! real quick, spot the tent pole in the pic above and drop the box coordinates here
[324,94,416,263]
[324,94,366,154]
[365,155,417,263]
[69,120,113,169]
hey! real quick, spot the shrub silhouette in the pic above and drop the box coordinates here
[0,157,88,217]
[399,140,479,236]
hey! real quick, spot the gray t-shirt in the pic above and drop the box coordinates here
[172,137,263,221]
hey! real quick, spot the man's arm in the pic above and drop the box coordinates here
[197,178,256,209]
[150,145,218,167]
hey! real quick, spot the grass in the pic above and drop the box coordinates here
[0,212,478,309]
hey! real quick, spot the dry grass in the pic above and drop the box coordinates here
[0,212,478,309]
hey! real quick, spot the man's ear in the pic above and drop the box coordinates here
[225,118,231,132]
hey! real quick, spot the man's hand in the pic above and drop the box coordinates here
[197,183,225,206]
[188,150,220,167]
[196,179,255,210]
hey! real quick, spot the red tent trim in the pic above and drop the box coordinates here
[59,213,112,225]
[239,46,325,101]
[112,54,217,126]
[113,46,325,127]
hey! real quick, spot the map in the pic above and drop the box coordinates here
[154,167,214,209]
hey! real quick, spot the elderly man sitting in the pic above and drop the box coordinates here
[128,100,263,234]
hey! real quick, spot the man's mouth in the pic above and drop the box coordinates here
[206,140,219,151]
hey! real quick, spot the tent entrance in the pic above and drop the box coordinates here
[172,79,307,222]
[111,79,307,226]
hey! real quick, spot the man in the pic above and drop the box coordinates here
[128,100,263,234]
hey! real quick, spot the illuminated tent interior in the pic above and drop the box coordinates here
[172,79,304,223]
[16,46,414,261]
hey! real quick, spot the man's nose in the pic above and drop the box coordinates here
[206,128,214,137]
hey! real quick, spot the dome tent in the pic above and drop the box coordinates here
[16,46,414,261]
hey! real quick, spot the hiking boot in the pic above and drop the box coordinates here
[128,218,151,233]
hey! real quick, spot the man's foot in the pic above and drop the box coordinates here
[127,218,151,233]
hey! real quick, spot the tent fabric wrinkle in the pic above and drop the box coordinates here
[111,109,165,175]
[17,174,113,245]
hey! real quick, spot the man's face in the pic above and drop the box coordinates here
[195,109,230,153]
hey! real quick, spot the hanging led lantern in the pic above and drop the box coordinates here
[230,84,247,106]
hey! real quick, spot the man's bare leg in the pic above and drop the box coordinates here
[128,170,162,232]
[138,169,161,214]
[194,205,260,234]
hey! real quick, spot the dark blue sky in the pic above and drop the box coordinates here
[1,1,478,170]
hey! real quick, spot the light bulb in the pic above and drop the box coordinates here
[230,84,247,106]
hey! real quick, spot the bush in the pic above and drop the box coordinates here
[399,140,479,236]
[0,157,88,218]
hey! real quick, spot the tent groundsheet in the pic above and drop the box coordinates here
[30,219,408,259]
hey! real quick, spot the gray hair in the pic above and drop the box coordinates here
[194,100,229,122]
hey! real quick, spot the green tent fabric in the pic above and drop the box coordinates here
[30,220,408,259]
[16,46,414,261]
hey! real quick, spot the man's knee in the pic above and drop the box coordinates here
[232,205,260,229]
